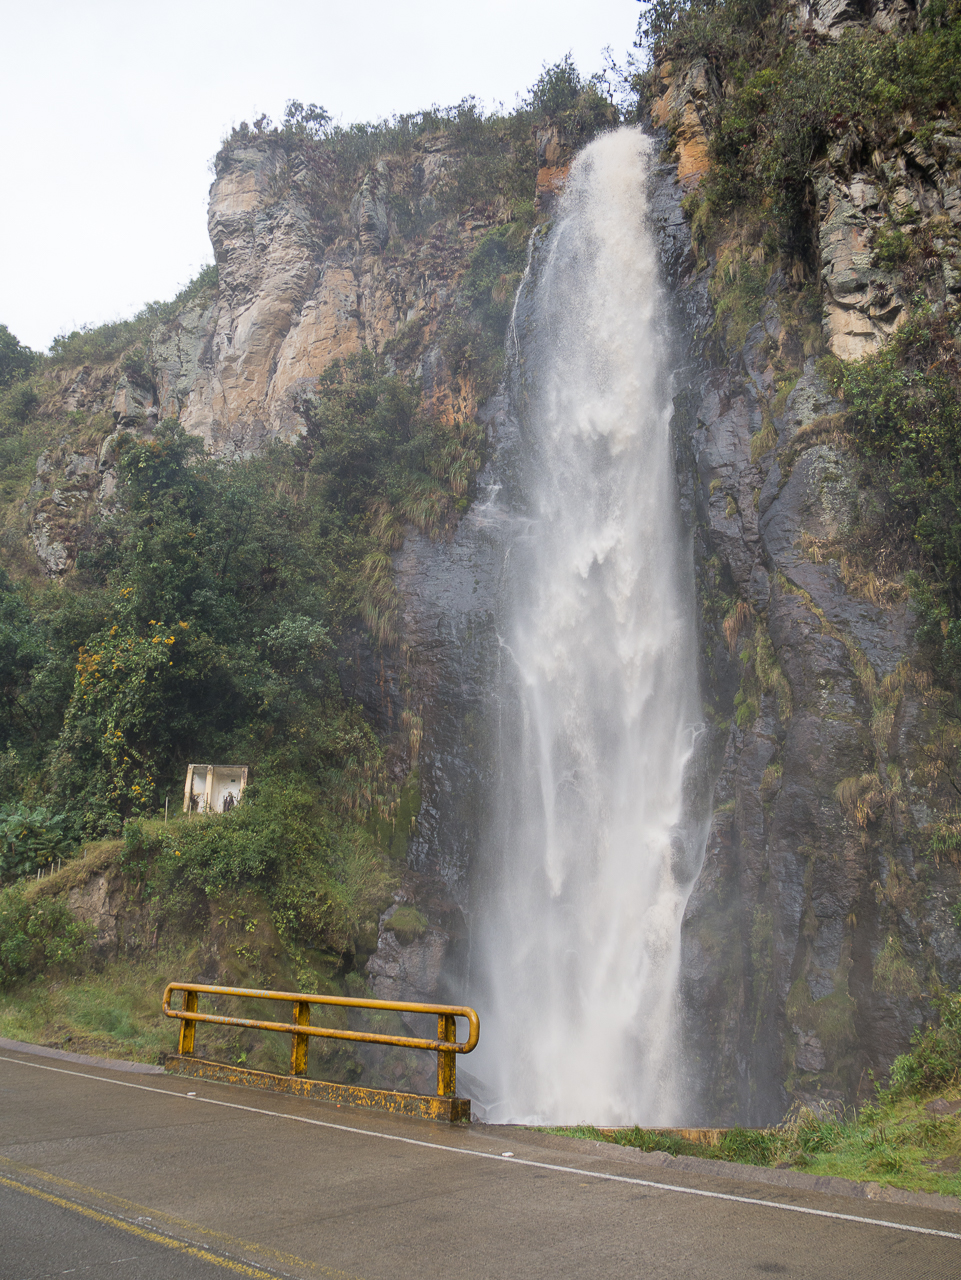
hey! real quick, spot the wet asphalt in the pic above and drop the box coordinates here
[1,1044,960,1279]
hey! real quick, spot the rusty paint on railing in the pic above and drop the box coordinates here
[162,982,480,1122]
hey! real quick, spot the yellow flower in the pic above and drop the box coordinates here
[152,636,161,643]
[178,621,189,629]
[174,851,181,857]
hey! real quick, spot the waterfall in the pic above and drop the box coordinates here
[468,127,708,1126]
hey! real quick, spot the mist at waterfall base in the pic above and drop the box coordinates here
[466,128,709,1127]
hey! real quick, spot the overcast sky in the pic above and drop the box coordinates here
[3,1,642,352]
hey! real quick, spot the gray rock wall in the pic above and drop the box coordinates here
[659,202,961,1127]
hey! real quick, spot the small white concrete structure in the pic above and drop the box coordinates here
[183,764,248,816]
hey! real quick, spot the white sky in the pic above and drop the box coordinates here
[3,0,642,353]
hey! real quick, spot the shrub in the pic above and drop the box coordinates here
[527,55,618,141]
[0,325,36,387]
[0,381,39,425]
[887,990,961,1097]
[0,803,77,883]
[120,345,153,389]
[0,884,91,987]
[281,100,331,140]
[872,226,913,271]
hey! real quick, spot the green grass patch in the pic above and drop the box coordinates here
[0,952,325,1076]
[0,945,439,1093]
[541,1100,961,1197]
[0,955,182,1063]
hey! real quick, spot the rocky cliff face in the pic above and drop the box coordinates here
[674,325,961,1123]
[28,133,505,574]
[160,140,491,452]
[653,3,961,1121]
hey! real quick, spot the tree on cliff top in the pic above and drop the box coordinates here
[526,54,618,137]
[282,100,331,139]
[0,326,35,387]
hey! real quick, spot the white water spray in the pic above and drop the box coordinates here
[469,127,707,1126]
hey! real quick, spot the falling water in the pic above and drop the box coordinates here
[468,127,708,1126]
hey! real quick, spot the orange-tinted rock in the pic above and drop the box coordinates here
[652,58,713,190]
[533,125,573,214]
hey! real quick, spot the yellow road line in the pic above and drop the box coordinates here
[0,1157,358,1280]
[0,1174,282,1278]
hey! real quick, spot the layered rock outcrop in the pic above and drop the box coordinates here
[817,141,961,359]
[156,141,496,453]
[654,0,961,362]
[651,59,712,190]
[27,135,507,570]
[534,125,574,212]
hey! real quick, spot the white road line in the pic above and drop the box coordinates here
[3,1053,960,1242]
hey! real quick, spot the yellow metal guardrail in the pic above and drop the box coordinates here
[162,982,480,1121]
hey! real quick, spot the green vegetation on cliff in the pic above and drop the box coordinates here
[818,309,961,691]
[48,266,219,369]
[0,334,490,1020]
[641,0,961,255]
[1,415,378,837]
[642,0,961,696]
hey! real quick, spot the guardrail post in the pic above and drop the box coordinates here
[290,1000,310,1076]
[179,990,198,1055]
[437,1013,456,1097]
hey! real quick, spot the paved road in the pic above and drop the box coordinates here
[1,1046,960,1279]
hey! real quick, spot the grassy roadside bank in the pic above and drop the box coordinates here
[0,816,439,1093]
[542,1098,961,1199]
[0,956,181,1065]
[0,812,395,1078]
